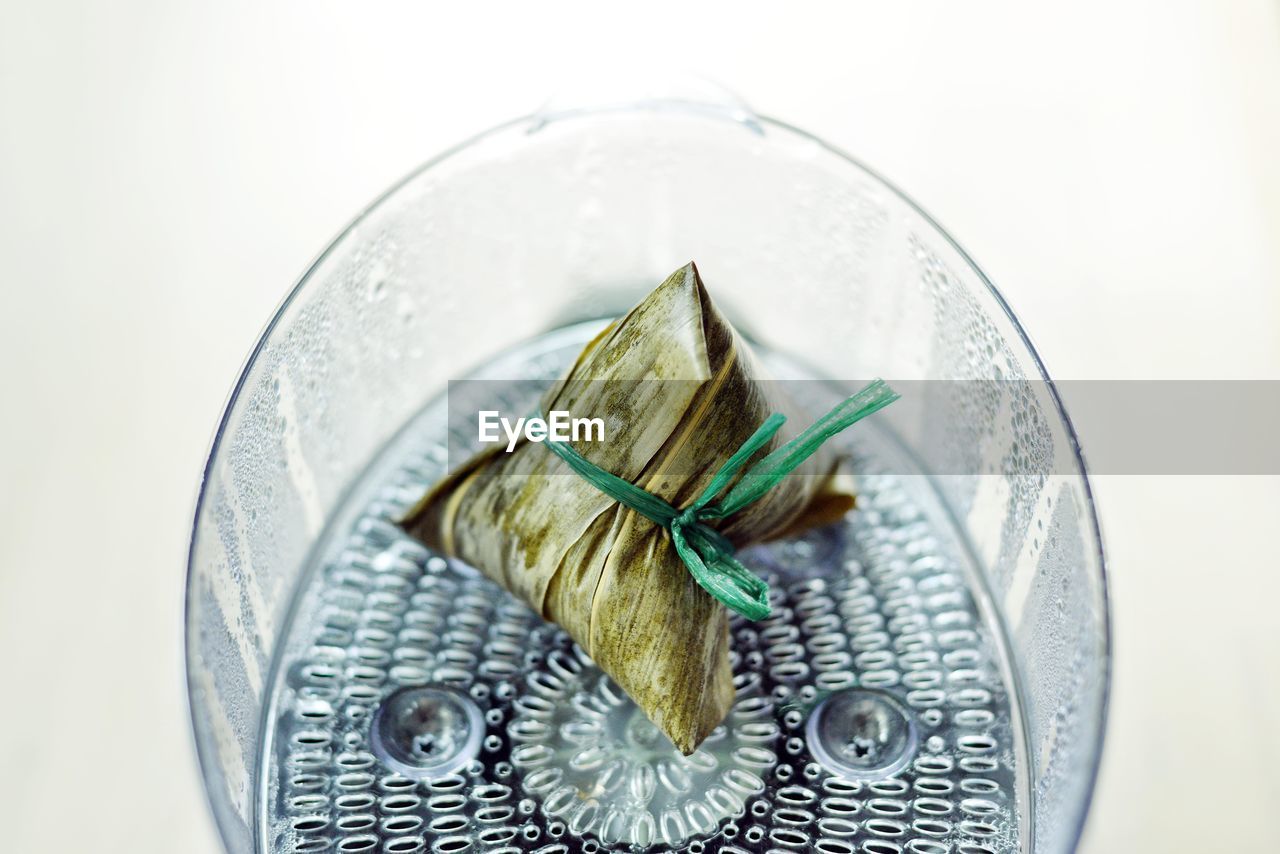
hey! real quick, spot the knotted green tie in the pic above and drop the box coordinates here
[543,379,898,621]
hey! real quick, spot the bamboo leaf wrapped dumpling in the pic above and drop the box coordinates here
[400,263,895,754]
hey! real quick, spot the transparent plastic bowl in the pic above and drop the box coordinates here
[185,90,1109,853]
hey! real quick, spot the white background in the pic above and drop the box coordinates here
[2,2,1278,851]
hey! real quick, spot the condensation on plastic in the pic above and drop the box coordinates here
[186,91,1108,853]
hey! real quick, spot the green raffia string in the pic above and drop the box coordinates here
[542,379,899,621]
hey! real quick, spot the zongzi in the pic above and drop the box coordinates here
[401,262,894,754]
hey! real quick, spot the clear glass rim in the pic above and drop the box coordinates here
[183,103,1111,854]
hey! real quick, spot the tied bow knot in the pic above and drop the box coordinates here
[542,379,898,621]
